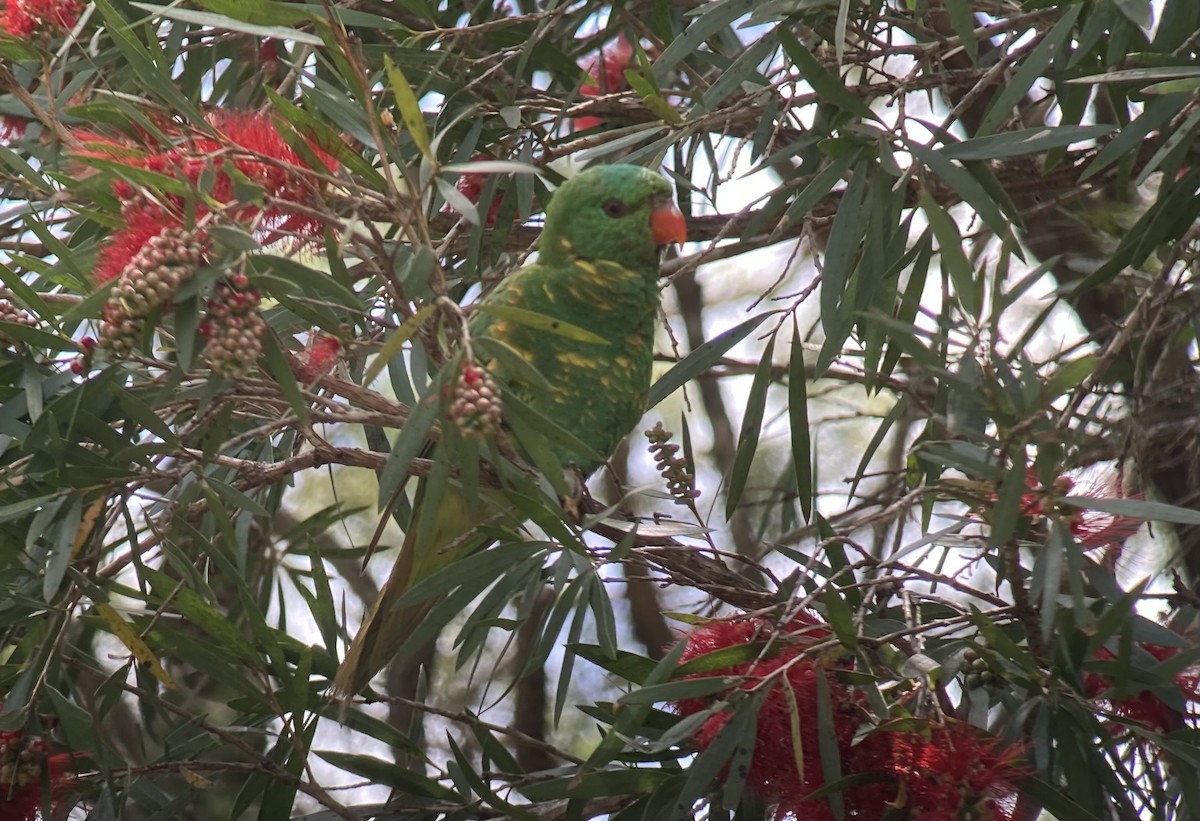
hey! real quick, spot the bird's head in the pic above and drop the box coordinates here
[540,164,686,271]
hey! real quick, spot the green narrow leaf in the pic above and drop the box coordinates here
[447,735,525,816]
[675,690,763,816]
[139,571,262,667]
[588,573,618,660]
[921,193,979,319]
[394,541,537,610]
[977,6,1082,135]
[821,588,857,652]
[376,384,438,507]
[726,332,777,519]
[571,644,658,685]
[1084,95,1177,183]
[91,0,204,121]
[259,332,310,428]
[775,148,860,239]
[581,639,689,772]
[988,455,1029,548]
[653,0,751,86]
[1061,494,1200,526]
[944,0,978,61]
[834,0,850,66]
[648,311,774,408]
[697,33,775,114]
[815,162,869,375]
[519,769,673,802]
[130,3,325,45]
[552,578,590,728]
[1014,776,1102,821]
[848,394,909,504]
[316,751,458,799]
[788,317,813,523]
[304,538,339,655]
[904,140,1012,241]
[1134,104,1200,187]
[778,29,875,121]
[0,264,52,324]
[43,497,82,601]
[471,719,522,776]
[618,676,736,705]
[939,125,1115,161]
[814,671,845,818]
[363,303,437,388]
[383,55,432,160]
[1110,0,1152,29]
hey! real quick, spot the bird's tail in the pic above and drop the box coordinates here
[330,544,431,699]
[330,486,493,700]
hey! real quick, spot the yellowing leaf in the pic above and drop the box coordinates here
[384,56,431,160]
[94,601,175,689]
[181,768,213,789]
[624,72,682,125]
[71,496,107,559]
[363,302,438,387]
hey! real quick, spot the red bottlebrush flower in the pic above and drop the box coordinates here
[671,614,866,820]
[293,333,341,382]
[80,108,340,287]
[442,154,505,225]
[1016,462,1140,552]
[93,205,184,285]
[671,618,1027,820]
[1086,640,1200,735]
[75,110,339,222]
[257,38,281,66]
[195,109,340,237]
[869,724,1026,821]
[0,116,26,144]
[574,34,635,131]
[0,731,78,821]
[1,0,80,36]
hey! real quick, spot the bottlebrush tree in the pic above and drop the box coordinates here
[2,1,1200,820]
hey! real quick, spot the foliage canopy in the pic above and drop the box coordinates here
[3,0,1200,819]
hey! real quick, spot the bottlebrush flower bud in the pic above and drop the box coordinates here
[202,276,266,379]
[0,301,38,350]
[98,227,206,360]
[448,361,503,437]
[645,422,701,505]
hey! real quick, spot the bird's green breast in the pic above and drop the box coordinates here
[473,251,660,473]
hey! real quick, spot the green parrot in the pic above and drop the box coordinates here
[331,164,687,698]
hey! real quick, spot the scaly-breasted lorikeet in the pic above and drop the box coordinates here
[331,164,687,698]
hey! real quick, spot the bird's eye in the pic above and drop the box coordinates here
[602,198,627,218]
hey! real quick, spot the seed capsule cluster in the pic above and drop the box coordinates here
[0,729,48,791]
[448,362,503,437]
[963,648,1000,690]
[646,421,701,505]
[99,227,205,357]
[200,273,266,379]
[0,301,38,349]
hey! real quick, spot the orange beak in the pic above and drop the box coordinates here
[650,199,687,246]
